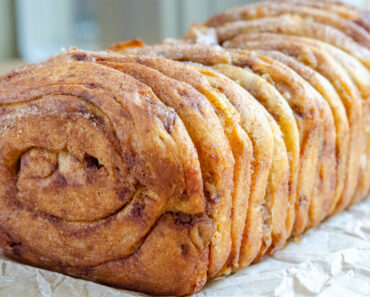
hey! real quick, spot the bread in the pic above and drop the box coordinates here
[208,64,299,245]
[224,34,365,213]
[205,1,370,48]
[113,42,338,232]
[280,0,370,32]
[0,0,369,295]
[95,53,273,272]
[0,55,215,295]
[193,65,289,260]
[212,15,370,68]
[252,50,350,214]
[95,58,236,277]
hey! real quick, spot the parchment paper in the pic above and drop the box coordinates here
[1,197,369,297]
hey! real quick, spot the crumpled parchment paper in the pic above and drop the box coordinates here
[1,197,369,297]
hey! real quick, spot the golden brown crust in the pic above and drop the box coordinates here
[202,65,273,268]
[130,41,334,236]
[53,50,239,277]
[85,213,214,296]
[108,43,277,267]
[97,60,237,276]
[1,1,369,294]
[187,65,254,272]
[256,50,350,215]
[255,108,289,259]
[225,34,363,214]
[0,56,214,295]
[211,64,299,245]
[90,57,235,277]
[209,17,370,196]
[205,1,370,48]
[167,64,274,268]
[280,0,370,32]
[110,41,334,249]
[207,11,369,202]
[193,65,283,267]
[272,34,370,203]
[3,213,214,296]
[212,15,370,68]
[230,51,336,232]
[117,59,260,272]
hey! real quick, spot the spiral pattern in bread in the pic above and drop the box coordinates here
[0,0,369,295]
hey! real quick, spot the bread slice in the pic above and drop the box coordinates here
[229,51,336,232]
[280,0,370,32]
[192,65,286,265]
[256,50,350,215]
[270,34,370,203]
[93,58,235,277]
[150,63,274,268]
[100,59,254,276]
[212,15,370,68]
[210,64,299,246]
[111,42,332,237]
[225,34,363,213]
[104,44,278,267]
[122,59,270,271]
[0,55,214,295]
[205,1,370,48]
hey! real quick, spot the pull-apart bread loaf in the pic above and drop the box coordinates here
[111,42,337,235]
[0,54,217,295]
[0,0,369,295]
[205,1,370,47]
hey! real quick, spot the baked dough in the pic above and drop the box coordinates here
[254,50,350,215]
[205,1,370,48]
[225,35,364,213]
[212,15,370,68]
[0,56,214,295]
[1,1,369,295]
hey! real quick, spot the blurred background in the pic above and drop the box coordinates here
[0,0,369,74]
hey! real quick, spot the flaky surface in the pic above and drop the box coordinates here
[107,44,277,267]
[1,1,369,295]
[0,56,215,296]
[116,42,338,234]
[211,17,369,205]
[193,65,278,267]
[186,65,254,272]
[272,34,370,203]
[256,50,350,215]
[93,58,234,277]
[225,35,364,214]
[212,15,370,68]
[280,0,370,31]
[231,51,336,232]
[94,55,236,276]
[211,64,299,242]
[205,1,370,48]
